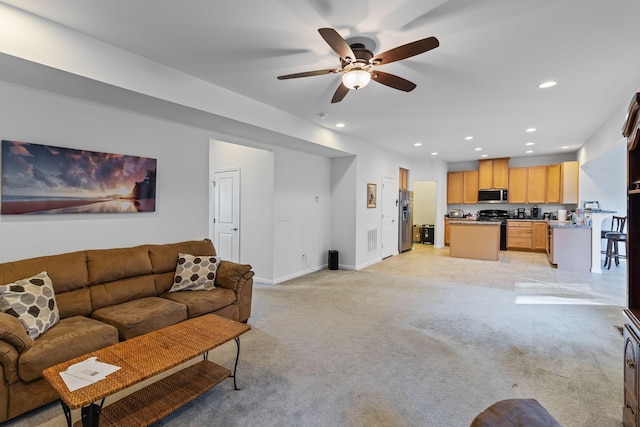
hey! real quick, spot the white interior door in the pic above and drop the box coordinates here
[213,169,240,262]
[381,176,396,259]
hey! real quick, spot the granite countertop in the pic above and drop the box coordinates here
[547,220,591,229]
[449,220,500,225]
[507,218,548,222]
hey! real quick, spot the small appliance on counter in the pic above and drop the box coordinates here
[583,201,600,210]
[448,209,464,218]
[517,208,526,219]
[557,209,567,222]
[531,205,541,219]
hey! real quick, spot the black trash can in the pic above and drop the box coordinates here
[423,225,435,244]
[328,250,339,270]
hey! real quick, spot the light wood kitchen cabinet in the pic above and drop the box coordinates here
[546,161,579,204]
[546,164,562,204]
[561,161,579,203]
[478,158,509,189]
[508,168,527,203]
[507,221,532,249]
[463,170,479,204]
[447,172,464,204]
[527,166,547,203]
[508,220,547,251]
[447,171,478,204]
[532,222,548,250]
[444,219,450,245]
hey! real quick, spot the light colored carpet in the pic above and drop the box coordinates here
[6,247,625,426]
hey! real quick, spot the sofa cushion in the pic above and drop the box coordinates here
[148,240,216,274]
[87,246,152,285]
[163,288,236,318]
[170,254,220,292]
[0,272,60,340]
[91,297,187,340]
[89,275,157,311]
[18,315,119,383]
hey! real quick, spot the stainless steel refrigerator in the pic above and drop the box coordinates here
[398,190,413,252]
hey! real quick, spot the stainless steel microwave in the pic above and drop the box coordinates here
[478,189,508,203]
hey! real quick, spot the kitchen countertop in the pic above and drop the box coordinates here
[506,218,548,222]
[448,220,500,225]
[547,220,591,229]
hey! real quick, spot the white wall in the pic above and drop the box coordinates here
[330,156,357,268]
[272,148,332,282]
[0,81,212,262]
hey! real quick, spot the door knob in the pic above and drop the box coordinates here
[232,228,238,231]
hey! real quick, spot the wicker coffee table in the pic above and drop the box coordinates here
[42,313,251,427]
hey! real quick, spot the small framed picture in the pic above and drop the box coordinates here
[367,183,377,208]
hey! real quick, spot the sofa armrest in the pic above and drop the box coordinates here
[0,313,32,353]
[216,262,254,294]
[0,341,20,384]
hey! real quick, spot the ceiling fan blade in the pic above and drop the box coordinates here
[318,28,356,63]
[277,68,341,80]
[331,83,350,103]
[371,36,439,65]
[371,71,417,92]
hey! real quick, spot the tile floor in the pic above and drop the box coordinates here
[365,243,626,307]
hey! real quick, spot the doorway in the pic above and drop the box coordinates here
[213,169,240,262]
[413,181,437,244]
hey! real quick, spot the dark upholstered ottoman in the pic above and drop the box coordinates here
[470,399,562,426]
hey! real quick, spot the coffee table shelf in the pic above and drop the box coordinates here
[90,360,230,427]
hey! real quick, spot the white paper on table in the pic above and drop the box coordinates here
[59,357,121,391]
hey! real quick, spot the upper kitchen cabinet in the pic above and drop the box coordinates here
[478,158,509,189]
[447,172,464,204]
[526,166,547,204]
[508,166,548,204]
[508,168,527,203]
[447,171,478,204]
[546,161,579,204]
[464,170,479,203]
[561,161,579,203]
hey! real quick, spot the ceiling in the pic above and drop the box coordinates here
[2,0,640,163]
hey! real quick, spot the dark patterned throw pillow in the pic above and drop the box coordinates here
[170,253,221,292]
[0,271,60,340]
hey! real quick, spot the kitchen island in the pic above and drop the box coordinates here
[449,221,501,261]
[547,221,592,271]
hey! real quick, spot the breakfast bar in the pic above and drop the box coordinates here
[449,221,501,261]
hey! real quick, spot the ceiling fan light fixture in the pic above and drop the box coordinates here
[342,69,371,90]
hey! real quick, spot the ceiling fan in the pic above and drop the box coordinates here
[277,28,439,103]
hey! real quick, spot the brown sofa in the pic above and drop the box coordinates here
[0,239,253,422]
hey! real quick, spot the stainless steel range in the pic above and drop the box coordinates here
[477,209,508,250]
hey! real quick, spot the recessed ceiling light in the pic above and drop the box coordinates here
[561,145,570,149]
[414,142,422,147]
[335,122,345,128]
[464,136,474,140]
[480,154,488,158]
[525,142,535,146]
[525,150,534,154]
[474,147,482,151]
[538,81,557,89]
[526,128,536,133]
[431,152,438,156]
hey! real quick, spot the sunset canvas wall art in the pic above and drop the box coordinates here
[1,140,157,215]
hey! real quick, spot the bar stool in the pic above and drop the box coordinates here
[604,216,627,269]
